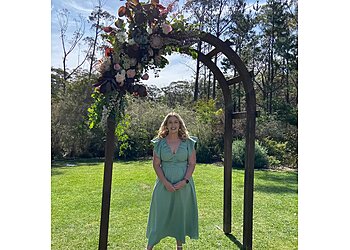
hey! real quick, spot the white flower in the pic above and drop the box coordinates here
[128,38,136,45]
[116,32,126,43]
[115,70,126,84]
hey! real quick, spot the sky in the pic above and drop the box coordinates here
[51,0,196,88]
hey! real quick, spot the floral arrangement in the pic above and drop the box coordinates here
[93,0,179,97]
[89,0,201,130]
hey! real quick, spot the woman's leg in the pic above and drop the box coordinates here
[146,245,153,250]
[176,240,183,249]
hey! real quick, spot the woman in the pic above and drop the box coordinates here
[146,112,199,250]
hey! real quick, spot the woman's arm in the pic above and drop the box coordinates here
[153,151,176,192]
[174,149,196,190]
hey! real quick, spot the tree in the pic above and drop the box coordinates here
[222,0,257,112]
[161,80,193,107]
[57,9,92,90]
[254,0,297,114]
[183,0,208,101]
[87,0,116,79]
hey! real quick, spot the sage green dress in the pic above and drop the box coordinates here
[146,136,199,246]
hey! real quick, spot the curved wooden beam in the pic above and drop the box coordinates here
[195,32,257,250]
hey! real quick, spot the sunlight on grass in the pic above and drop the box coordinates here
[51,160,297,249]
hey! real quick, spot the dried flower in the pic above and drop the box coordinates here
[150,34,163,49]
[130,58,137,67]
[154,55,162,65]
[103,26,113,33]
[105,47,114,57]
[118,6,126,17]
[114,63,121,71]
[148,47,154,57]
[141,73,149,80]
[126,69,136,78]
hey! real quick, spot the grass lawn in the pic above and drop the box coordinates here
[51,160,297,249]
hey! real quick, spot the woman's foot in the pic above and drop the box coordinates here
[176,245,183,250]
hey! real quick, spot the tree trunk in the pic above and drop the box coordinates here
[212,54,218,99]
[194,40,202,102]
[89,7,101,79]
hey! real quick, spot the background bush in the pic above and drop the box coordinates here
[232,139,269,169]
[51,70,297,168]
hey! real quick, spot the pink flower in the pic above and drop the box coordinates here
[160,9,168,15]
[114,63,121,71]
[141,73,149,80]
[162,23,172,35]
[126,69,136,78]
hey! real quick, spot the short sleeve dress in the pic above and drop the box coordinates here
[146,136,199,246]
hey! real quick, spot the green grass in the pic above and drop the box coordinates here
[51,160,297,249]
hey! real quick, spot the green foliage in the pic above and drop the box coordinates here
[194,99,222,124]
[192,99,224,163]
[256,113,298,167]
[51,70,105,159]
[115,114,131,157]
[261,137,287,167]
[274,101,298,126]
[87,91,104,129]
[232,139,269,169]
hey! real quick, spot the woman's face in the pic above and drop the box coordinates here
[166,116,180,135]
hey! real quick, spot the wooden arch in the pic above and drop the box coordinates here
[99,31,257,250]
[190,32,257,250]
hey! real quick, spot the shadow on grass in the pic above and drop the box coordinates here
[51,168,64,176]
[257,170,298,185]
[254,184,297,194]
[225,233,243,249]
[51,158,152,168]
[51,158,105,168]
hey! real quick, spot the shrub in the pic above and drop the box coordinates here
[261,137,287,167]
[232,139,269,169]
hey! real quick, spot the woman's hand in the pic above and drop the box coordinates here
[164,181,176,192]
[174,180,186,191]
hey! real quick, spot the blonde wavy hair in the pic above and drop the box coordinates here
[157,112,189,140]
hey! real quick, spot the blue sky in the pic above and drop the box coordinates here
[51,0,263,88]
[51,0,195,88]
